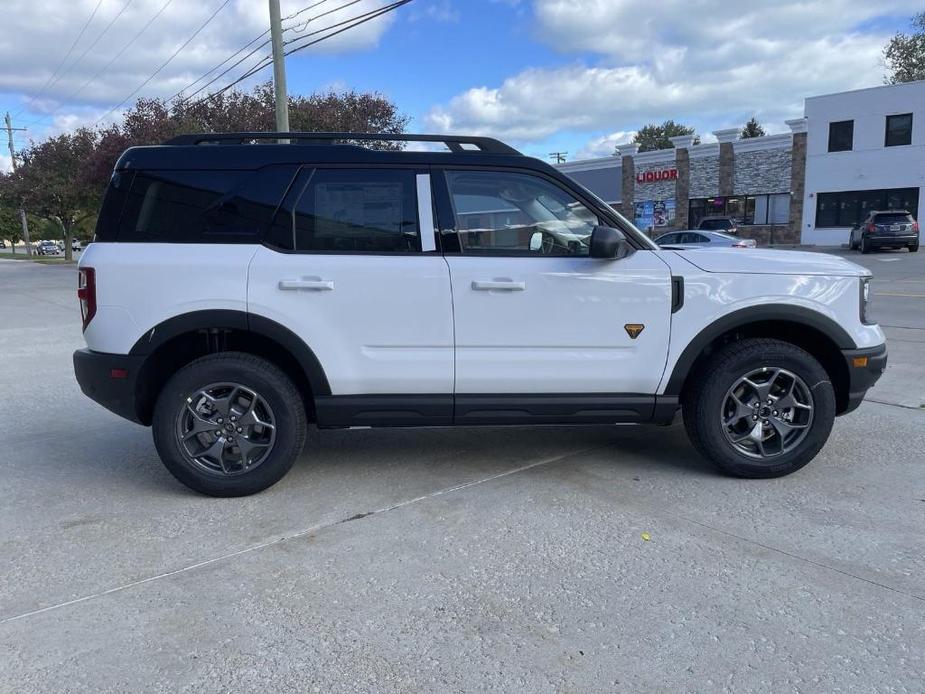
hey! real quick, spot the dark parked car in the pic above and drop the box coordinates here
[697,216,739,235]
[849,210,919,254]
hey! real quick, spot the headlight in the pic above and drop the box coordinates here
[860,277,873,325]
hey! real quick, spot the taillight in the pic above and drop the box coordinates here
[866,223,877,233]
[913,222,920,232]
[77,267,96,331]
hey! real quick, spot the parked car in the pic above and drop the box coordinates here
[36,240,61,255]
[655,230,756,248]
[73,131,886,496]
[72,239,82,252]
[0,239,7,249]
[697,216,740,235]
[849,210,919,254]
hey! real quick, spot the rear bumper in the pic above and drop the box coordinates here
[73,349,146,424]
[866,234,918,246]
[840,343,888,414]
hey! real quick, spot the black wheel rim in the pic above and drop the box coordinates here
[175,382,277,476]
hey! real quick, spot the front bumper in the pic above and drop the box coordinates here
[840,343,887,414]
[73,349,146,424]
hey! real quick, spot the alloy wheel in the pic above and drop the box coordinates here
[720,367,814,459]
[175,382,277,476]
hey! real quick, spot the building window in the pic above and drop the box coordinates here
[885,114,913,147]
[689,193,790,227]
[828,120,854,152]
[815,187,920,227]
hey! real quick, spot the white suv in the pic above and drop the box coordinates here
[74,132,887,496]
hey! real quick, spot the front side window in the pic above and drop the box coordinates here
[288,169,420,253]
[443,170,599,256]
[885,114,913,147]
[828,120,854,152]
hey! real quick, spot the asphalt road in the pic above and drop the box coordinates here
[1,251,923,693]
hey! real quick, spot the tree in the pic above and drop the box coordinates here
[884,12,925,83]
[0,175,23,253]
[11,128,99,261]
[631,120,698,152]
[85,83,409,191]
[740,117,765,139]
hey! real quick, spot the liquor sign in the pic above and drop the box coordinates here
[636,168,678,184]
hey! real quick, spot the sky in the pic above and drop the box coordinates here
[0,0,921,171]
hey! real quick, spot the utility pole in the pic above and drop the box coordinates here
[4,112,31,256]
[268,0,290,140]
[548,151,568,164]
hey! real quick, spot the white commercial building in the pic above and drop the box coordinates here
[801,81,925,245]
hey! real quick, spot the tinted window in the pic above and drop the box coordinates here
[828,120,853,152]
[283,169,419,253]
[816,188,919,227]
[444,170,599,256]
[94,171,133,241]
[699,218,732,230]
[885,113,913,147]
[115,167,294,242]
[872,212,914,224]
[655,233,677,244]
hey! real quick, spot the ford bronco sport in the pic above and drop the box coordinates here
[74,132,887,496]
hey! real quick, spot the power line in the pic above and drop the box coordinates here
[12,0,105,119]
[171,0,364,107]
[167,1,332,103]
[43,0,135,102]
[22,0,176,128]
[95,0,234,125]
[186,0,412,107]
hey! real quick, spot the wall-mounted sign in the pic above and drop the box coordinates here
[636,168,678,184]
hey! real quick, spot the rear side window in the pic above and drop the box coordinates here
[270,168,420,253]
[112,166,296,243]
[94,171,132,241]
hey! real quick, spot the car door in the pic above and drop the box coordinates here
[247,166,454,421]
[436,168,673,416]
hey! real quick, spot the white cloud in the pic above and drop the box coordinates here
[0,0,400,122]
[574,130,635,160]
[0,153,12,174]
[425,0,922,153]
[410,0,461,23]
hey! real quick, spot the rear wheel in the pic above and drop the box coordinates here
[860,236,872,254]
[152,352,306,496]
[682,338,836,478]
[909,243,919,253]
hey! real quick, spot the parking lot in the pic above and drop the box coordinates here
[1,249,923,692]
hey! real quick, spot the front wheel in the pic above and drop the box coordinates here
[152,352,307,496]
[682,338,836,478]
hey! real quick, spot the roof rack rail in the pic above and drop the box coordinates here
[163,131,521,155]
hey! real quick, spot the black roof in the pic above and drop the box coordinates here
[114,131,555,174]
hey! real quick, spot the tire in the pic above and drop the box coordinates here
[849,234,858,251]
[909,243,919,253]
[860,237,871,254]
[682,338,836,479]
[152,352,307,496]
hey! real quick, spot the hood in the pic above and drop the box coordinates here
[671,248,870,277]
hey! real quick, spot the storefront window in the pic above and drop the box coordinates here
[689,193,790,226]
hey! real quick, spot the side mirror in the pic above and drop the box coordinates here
[589,225,634,260]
